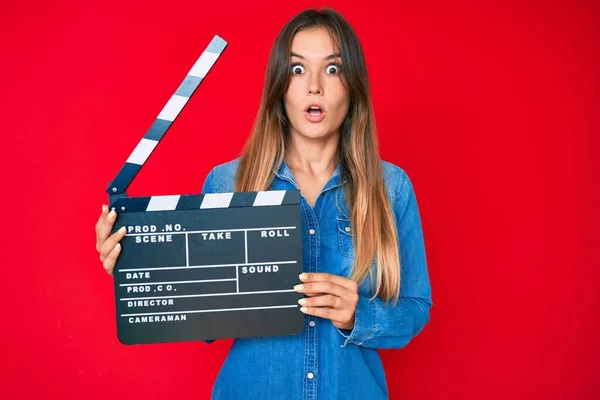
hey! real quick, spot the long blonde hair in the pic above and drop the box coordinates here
[234,9,401,304]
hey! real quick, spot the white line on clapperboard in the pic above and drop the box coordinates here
[120,278,237,286]
[120,288,296,301]
[121,304,298,317]
[237,252,240,293]
[243,230,247,293]
[127,225,297,236]
[185,233,189,267]
[245,230,248,264]
[118,260,297,272]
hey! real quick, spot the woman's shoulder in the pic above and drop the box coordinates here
[210,157,241,179]
[380,159,412,202]
[203,157,241,193]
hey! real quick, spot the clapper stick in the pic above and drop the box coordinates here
[106,35,228,204]
[103,34,304,345]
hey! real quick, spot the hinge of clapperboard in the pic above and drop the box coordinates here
[106,35,227,207]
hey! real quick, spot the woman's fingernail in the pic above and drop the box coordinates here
[299,273,308,280]
[108,210,116,219]
[113,243,121,252]
[118,226,126,234]
[294,284,304,292]
[298,298,308,305]
[300,307,308,313]
[102,205,107,213]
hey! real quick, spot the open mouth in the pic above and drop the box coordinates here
[307,106,323,116]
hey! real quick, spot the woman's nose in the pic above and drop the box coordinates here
[307,74,323,95]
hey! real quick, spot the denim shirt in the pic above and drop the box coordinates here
[201,157,432,400]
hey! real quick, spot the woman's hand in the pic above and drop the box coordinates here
[294,272,359,330]
[95,205,127,276]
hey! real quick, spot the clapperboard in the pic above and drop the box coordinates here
[106,35,304,345]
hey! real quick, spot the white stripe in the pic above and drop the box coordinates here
[147,195,181,211]
[200,192,233,209]
[126,138,158,165]
[253,190,286,206]
[157,94,188,121]
[188,51,220,78]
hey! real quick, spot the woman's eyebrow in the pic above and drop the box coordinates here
[290,52,342,60]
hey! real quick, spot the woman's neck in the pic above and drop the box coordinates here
[284,131,340,177]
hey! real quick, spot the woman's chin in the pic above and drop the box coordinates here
[290,126,339,141]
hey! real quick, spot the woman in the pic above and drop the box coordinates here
[95,8,432,399]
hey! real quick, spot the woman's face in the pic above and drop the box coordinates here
[284,27,350,141]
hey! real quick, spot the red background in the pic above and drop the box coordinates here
[2,0,599,398]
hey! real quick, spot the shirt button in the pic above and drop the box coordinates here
[345,226,351,232]
[309,320,316,327]
[309,229,316,235]
[307,372,314,379]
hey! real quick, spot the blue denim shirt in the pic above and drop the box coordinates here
[201,157,432,400]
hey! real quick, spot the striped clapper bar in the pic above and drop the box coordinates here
[105,35,304,345]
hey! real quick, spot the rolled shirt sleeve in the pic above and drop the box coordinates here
[337,170,433,349]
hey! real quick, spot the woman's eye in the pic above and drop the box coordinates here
[291,65,305,74]
[326,64,340,74]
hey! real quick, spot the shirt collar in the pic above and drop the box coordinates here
[274,159,347,192]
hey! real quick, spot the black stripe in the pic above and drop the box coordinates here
[282,189,301,205]
[175,194,204,210]
[144,119,172,141]
[111,196,151,213]
[229,192,257,207]
[174,75,203,98]
[108,163,142,195]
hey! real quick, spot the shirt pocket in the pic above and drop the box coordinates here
[336,216,354,258]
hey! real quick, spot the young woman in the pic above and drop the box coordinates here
[95,8,432,399]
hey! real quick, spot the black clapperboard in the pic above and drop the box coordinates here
[106,35,304,345]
